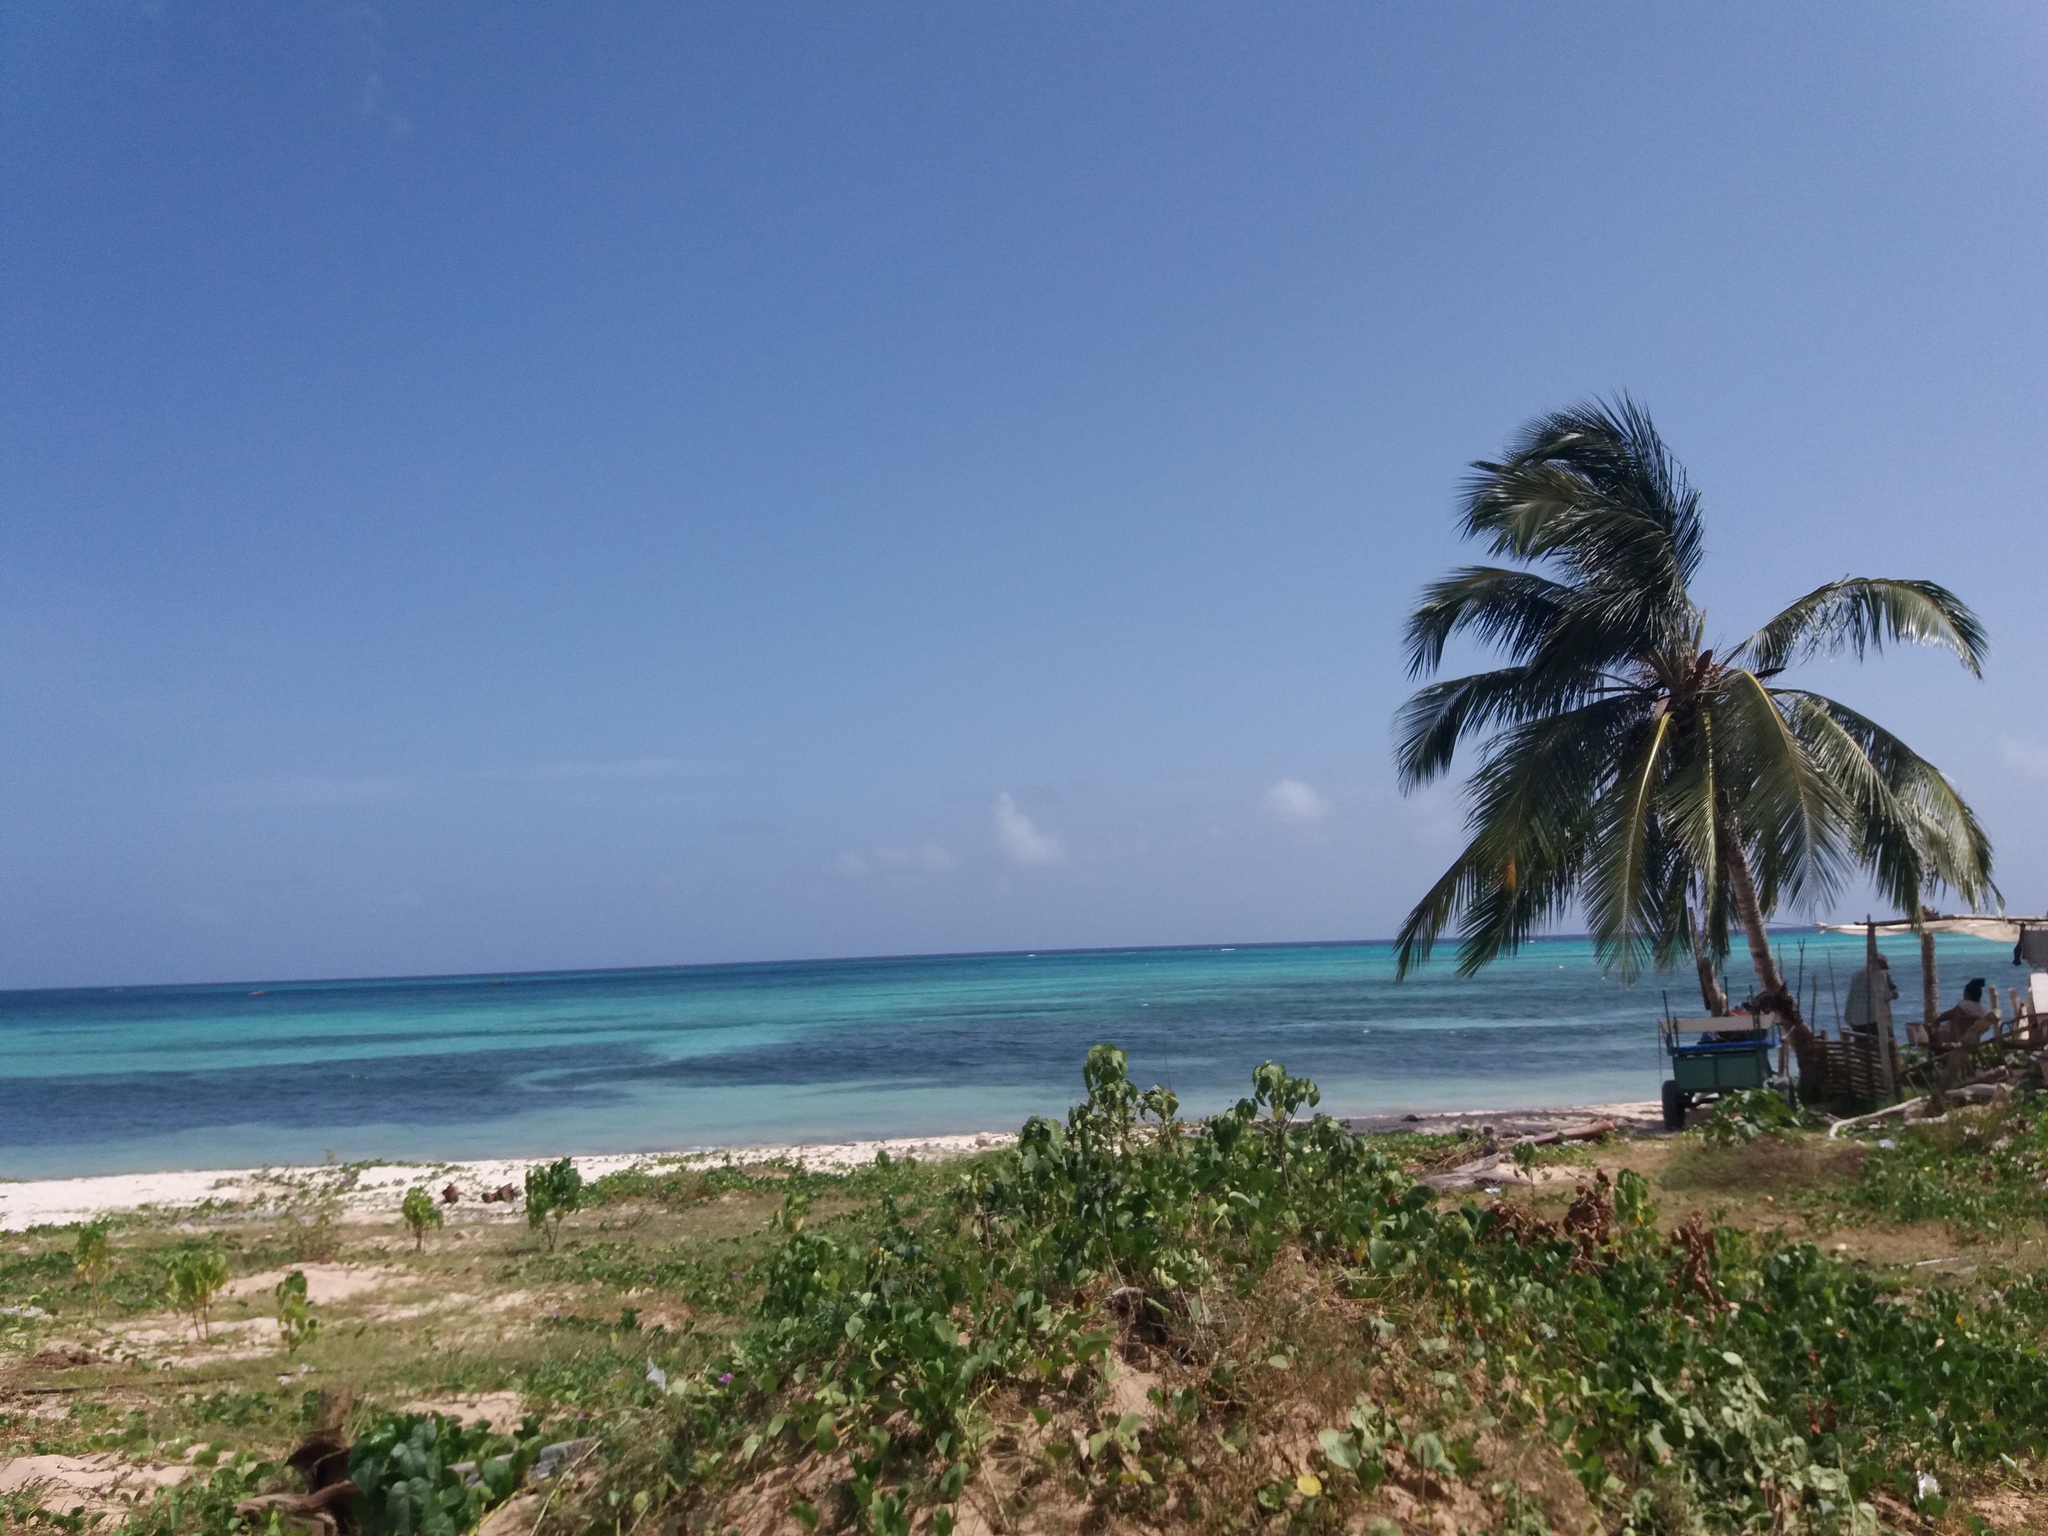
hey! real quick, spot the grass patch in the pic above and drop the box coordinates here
[1837,1101,2048,1239]
[1661,1133,1865,1194]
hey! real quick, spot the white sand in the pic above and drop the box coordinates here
[0,1132,1017,1233]
[0,1101,1670,1234]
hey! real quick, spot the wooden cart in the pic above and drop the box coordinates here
[1659,1016,1781,1130]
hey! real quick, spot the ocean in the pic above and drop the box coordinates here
[0,931,2012,1178]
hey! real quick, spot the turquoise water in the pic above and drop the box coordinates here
[0,933,2010,1178]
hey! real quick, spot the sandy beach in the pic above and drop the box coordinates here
[0,1101,1663,1233]
[0,1132,1019,1233]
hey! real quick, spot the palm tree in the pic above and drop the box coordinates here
[1394,397,1993,1078]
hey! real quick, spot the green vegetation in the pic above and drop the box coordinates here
[5,1051,2048,1534]
[1698,1087,1810,1147]
[1391,398,1991,1076]
[526,1157,585,1253]
[165,1248,227,1342]
[273,1269,319,1354]
[604,1048,2047,1534]
[72,1222,110,1319]
[350,1409,543,1535]
[403,1186,446,1253]
[1838,1097,2048,1241]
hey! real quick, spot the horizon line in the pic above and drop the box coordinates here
[0,923,1873,998]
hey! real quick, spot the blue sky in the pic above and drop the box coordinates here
[4,4,2045,989]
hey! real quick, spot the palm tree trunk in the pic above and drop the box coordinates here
[1686,906,1729,1015]
[1918,919,1938,1029]
[1721,827,1821,1083]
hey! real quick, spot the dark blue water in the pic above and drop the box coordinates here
[0,933,2002,1177]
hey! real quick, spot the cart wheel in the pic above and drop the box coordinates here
[1661,1079,1689,1131]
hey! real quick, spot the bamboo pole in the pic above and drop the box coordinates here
[1918,918,1938,1031]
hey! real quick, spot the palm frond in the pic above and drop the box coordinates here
[1403,566,1572,676]
[1778,689,1997,910]
[1582,715,1673,980]
[1395,698,1634,975]
[1394,665,1612,790]
[1715,671,1853,911]
[1459,395,1704,630]
[1654,710,1722,880]
[1775,691,1928,916]
[1735,578,1987,677]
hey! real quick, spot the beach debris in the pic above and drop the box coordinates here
[1421,1120,1618,1191]
[530,1437,597,1481]
[1515,1118,1617,1148]
[1828,1096,1932,1139]
[234,1480,355,1535]
[1951,1081,2011,1106]
[2,1304,53,1320]
[1422,1155,1529,1192]
[287,1388,354,1489]
[29,1342,107,1369]
[645,1360,668,1391]
[235,1389,354,1534]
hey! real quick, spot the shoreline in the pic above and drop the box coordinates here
[0,1100,1663,1232]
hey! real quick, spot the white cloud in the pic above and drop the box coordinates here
[2003,738,2048,780]
[1261,778,1332,824]
[993,793,1067,867]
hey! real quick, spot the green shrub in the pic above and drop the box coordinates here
[72,1222,111,1317]
[401,1186,444,1253]
[623,1046,2048,1535]
[1842,1098,2048,1237]
[1698,1086,1805,1146]
[346,1409,538,1536]
[525,1158,584,1252]
[274,1269,319,1353]
[166,1248,228,1340]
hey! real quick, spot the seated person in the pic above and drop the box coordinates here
[1700,1004,1766,1045]
[1933,978,1995,1048]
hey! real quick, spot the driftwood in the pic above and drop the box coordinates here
[1421,1120,1618,1190]
[285,1388,353,1490]
[234,1481,355,1536]
[239,1389,354,1532]
[1515,1119,1616,1149]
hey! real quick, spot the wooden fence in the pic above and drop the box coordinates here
[1808,984,2043,1103]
